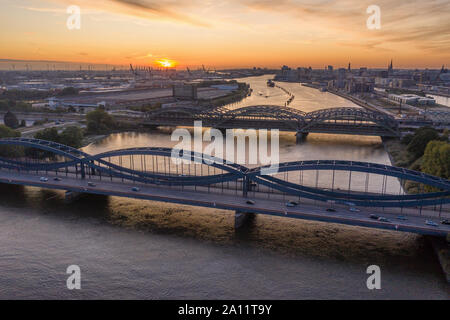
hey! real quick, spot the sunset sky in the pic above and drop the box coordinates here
[1,0,449,69]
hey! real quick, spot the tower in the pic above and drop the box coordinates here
[388,59,393,74]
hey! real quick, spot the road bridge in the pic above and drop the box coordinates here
[0,138,449,236]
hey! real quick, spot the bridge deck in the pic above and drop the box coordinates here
[1,170,448,237]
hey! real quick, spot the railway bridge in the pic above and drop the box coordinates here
[144,105,400,142]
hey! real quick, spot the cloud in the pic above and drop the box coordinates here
[42,0,210,27]
[239,0,450,54]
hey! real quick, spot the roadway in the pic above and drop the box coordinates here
[0,169,448,237]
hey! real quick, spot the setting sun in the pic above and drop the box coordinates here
[155,59,176,68]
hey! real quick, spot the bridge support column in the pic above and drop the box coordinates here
[64,191,84,203]
[216,128,227,135]
[235,211,254,229]
[295,132,308,144]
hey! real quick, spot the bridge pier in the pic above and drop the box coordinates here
[64,191,84,203]
[235,211,255,229]
[216,128,227,135]
[295,132,309,144]
[145,124,159,130]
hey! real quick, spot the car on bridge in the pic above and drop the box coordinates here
[286,201,298,207]
[88,182,96,187]
[39,177,48,182]
[131,187,140,192]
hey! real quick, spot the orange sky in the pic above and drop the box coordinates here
[1,0,449,69]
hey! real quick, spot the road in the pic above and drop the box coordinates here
[0,169,448,237]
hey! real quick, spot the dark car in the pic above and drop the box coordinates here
[326,208,336,212]
[246,200,255,205]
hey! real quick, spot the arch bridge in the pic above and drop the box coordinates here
[144,105,400,140]
[0,138,448,236]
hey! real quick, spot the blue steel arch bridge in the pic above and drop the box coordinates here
[144,105,400,141]
[0,138,448,237]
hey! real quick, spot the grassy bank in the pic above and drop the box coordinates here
[383,138,425,193]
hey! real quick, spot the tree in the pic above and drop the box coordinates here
[86,109,115,134]
[0,124,20,139]
[4,111,20,129]
[0,124,22,157]
[34,127,60,142]
[406,127,439,159]
[59,126,84,148]
[421,140,450,181]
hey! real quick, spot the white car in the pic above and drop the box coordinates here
[40,177,48,182]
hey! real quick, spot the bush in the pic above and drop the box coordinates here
[401,134,414,145]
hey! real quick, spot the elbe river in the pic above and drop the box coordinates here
[0,75,448,299]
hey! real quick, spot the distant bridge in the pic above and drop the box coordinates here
[144,105,400,141]
[0,138,449,236]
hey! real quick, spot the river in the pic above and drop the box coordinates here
[0,75,448,299]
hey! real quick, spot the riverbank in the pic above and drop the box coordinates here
[81,134,108,148]
[382,138,415,168]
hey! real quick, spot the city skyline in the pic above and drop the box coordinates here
[1,0,449,69]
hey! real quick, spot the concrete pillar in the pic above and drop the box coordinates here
[216,128,227,135]
[295,132,308,144]
[235,211,254,229]
[64,190,84,204]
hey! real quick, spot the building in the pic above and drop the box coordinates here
[389,78,416,88]
[375,77,391,86]
[388,94,436,105]
[345,77,374,93]
[172,84,198,100]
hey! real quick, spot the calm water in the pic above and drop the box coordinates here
[0,76,448,299]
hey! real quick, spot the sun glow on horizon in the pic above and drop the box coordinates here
[155,59,177,68]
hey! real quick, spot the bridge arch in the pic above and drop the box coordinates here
[248,160,450,207]
[211,105,306,130]
[0,138,448,210]
[300,107,399,136]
